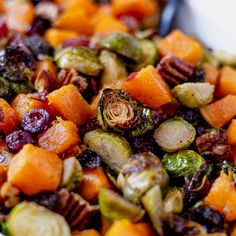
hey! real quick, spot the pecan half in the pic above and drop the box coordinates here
[55,189,99,231]
[195,129,233,161]
[157,55,194,85]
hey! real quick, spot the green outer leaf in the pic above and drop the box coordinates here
[83,129,132,173]
[99,188,145,222]
[101,33,142,63]
[162,150,206,179]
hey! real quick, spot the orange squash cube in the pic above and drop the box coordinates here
[38,118,80,155]
[158,30,203,64]
[47,84,93,126]
[0,99,19,135]
[121,65,173,109]
[8,144,63,195]
[204,63,219,85]
[227,119,236,145]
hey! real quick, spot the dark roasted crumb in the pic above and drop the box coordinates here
[192,68,205,83]
[77,149,102,169]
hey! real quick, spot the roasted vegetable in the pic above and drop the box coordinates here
[99,188,145,222]
[141,185,164,236]
[97,89,155,137]
[101,32,142,63]
[0,46,35,82]
[62,156,83,190]
[135,39,158,70]
[84,130,132,173]
[0,77,12,100]
[8,202,71,236]
[163,188,183,214]
[55,46,102,76]
[162,150,205,179]
[172,82,214,108]
[99,50,127,87]
[10,81,34,95]
[153,118,196,153]
[117,152,169,204]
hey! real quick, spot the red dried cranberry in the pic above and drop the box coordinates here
[21,108,50,134]
[27,17,51,36]
[0,23,8,39]
[77,149,101,169]
[62,36,90,48]
[6,130,35,153]
[119,15,139,32]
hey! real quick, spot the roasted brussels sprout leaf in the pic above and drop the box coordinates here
[163,188,183,214]
[101,32,142,63]
[162,150,206,179]
[135,39,158,70]
[83,129,132,173]
[8,202,71,236]
[99,188,145,222]
[0,77,12,100]
[141,185,164,236]
[55,47,103,76]
[62,156,83,191]
[0,46,35,82]
[172,82,214,108]
[97,89,155,137]
[99,50,127,87]
[1,222,10,236]
[153,118,196,153]
[117,152,169,204]
[10,81,34,94]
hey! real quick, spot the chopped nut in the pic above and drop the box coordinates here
[55,189,99,231]
[157,55,194,85]
[0,182,20,208]
[195,129,233,161]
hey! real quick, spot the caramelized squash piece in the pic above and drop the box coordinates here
[38,118,80,155]
[227,119,236,145]
[204,63,219,85]
[47,84,93,126]
[158,30,203,64]
[72,229,101,236]
[8,144,63,195]
[0,99,19,135]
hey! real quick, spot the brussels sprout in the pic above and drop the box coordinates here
[83,129,132,173]
[55,47,103,76]
[141,185,164,236]
[135,40,158,70]
[99,188,145,222]
[99,50,127,87]
[163,188,183,214]
[153,118,196,153]
[162,150,206,179]
[10,81,34,94]
[101,33,142,63]
[0,77,12,100]
[212,50,236,67]
[8,202,71,236]
[97,88,155,137]
[62,156,83,191]
[202,48,220,68]
[117,152,169,204]
[172,82,215,108]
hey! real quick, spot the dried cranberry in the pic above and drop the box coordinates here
[6,130,35,153]
[27,17,51,36]
[79,116,101,138]
[0,23,8,39]
[21,108,50,134]
[62,36,90,48]
[119,15,139,32]
[77,149,101,169]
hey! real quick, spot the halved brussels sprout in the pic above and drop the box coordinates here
[141,185,164,236]
[97,88,155,137]
[212,50,236,67]
[117,152,169,204]
[163,188,183,214]
[55,47,103,76]
[8,202,71,236]
[172,82,214,108]
[99,50,127,87]
[83,129,132,173]
[162,150,206,179]
[0,77,12,100]
[101,33,142,63]
[10,81,34,95]
[135,40,158,71]
[153,117,196,153]
[99,188,145,222]
[62,156,83,191]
